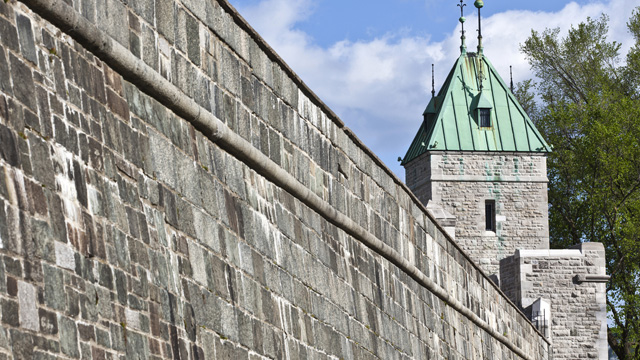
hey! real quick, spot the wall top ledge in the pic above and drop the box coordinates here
[515,249,583,258]
[515,242,605,259]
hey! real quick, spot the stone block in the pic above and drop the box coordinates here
[141,24,158,70]
[34,86,51,138]
[172,51,197,102]
[80,0,96,22]
[9,53,36,111]
[106,88,130,121]
[54,115,79,155]
[263,325,285,359]
[24,217,55,262]
[175,197,195,237]
[187,242,207,286]
[130,0,155,24]
[9,330,34,359]
[129,30,141,58]
[16,14,37,65]
[0,45,11,96]
[221,48,240,96]
[96,0,128,47]
[219,339,250,360]
[17,281,38,331]
[125,328,148,359]
[42,264,65,311]
[223,91,237,132]
[38,309,58,335]
[155,0,175,43]
[128,10,141,33]
[219,300,239,343]
[268,128,282,165]
[1,299,18,327]
[194,74,211,111]
[185,18,201,67]
[58,315,79,358]
[0,17,19,52]
[175,7,189,54]
[0,125,19,168]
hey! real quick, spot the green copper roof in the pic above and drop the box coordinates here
[402,53,551,165]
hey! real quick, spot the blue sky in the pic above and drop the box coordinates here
[228,0,638,178]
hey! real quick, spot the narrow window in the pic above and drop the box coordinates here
[485,200,496,232]
[479,108,491,128]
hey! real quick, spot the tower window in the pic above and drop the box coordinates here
[479,108,491,128]
[485,200,496,232]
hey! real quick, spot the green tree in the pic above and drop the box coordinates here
[512,79,538,118]
[520,9,640,359]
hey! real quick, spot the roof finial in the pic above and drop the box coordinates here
[475,0,484,55]
[510,66,514,93]
[475,0,485,91]
[431,64,436,97]
[457,0,467,54]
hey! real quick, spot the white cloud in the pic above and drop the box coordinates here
[232,0,638,178]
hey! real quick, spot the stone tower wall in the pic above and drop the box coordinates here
[500,244,609,360]
[0,0,549,359]
[405,152,549,276]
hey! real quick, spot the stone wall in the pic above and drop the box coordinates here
[500,244,609,360]
[405,152,549,276]
[0,0,549,359]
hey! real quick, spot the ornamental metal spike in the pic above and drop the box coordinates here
[457,0,467,54]
[432,64,435,97]
[510,66,514,93]
[475,0,484,55]
[475,0,485,91]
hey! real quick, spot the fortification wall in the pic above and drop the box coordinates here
[405,152,549,276]
[0,0,548,358]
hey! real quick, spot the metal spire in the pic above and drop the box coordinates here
[510,66,514,93]
[475,0,485,91]
[457,0,467,54]
[475,0,484,55]
[432,64,435,97]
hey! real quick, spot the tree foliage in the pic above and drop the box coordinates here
[519,9,640,359]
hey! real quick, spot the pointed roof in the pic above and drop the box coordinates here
[402,53,551,165]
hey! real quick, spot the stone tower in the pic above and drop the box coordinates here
[402,3,609,358]
[401,50,551,277]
